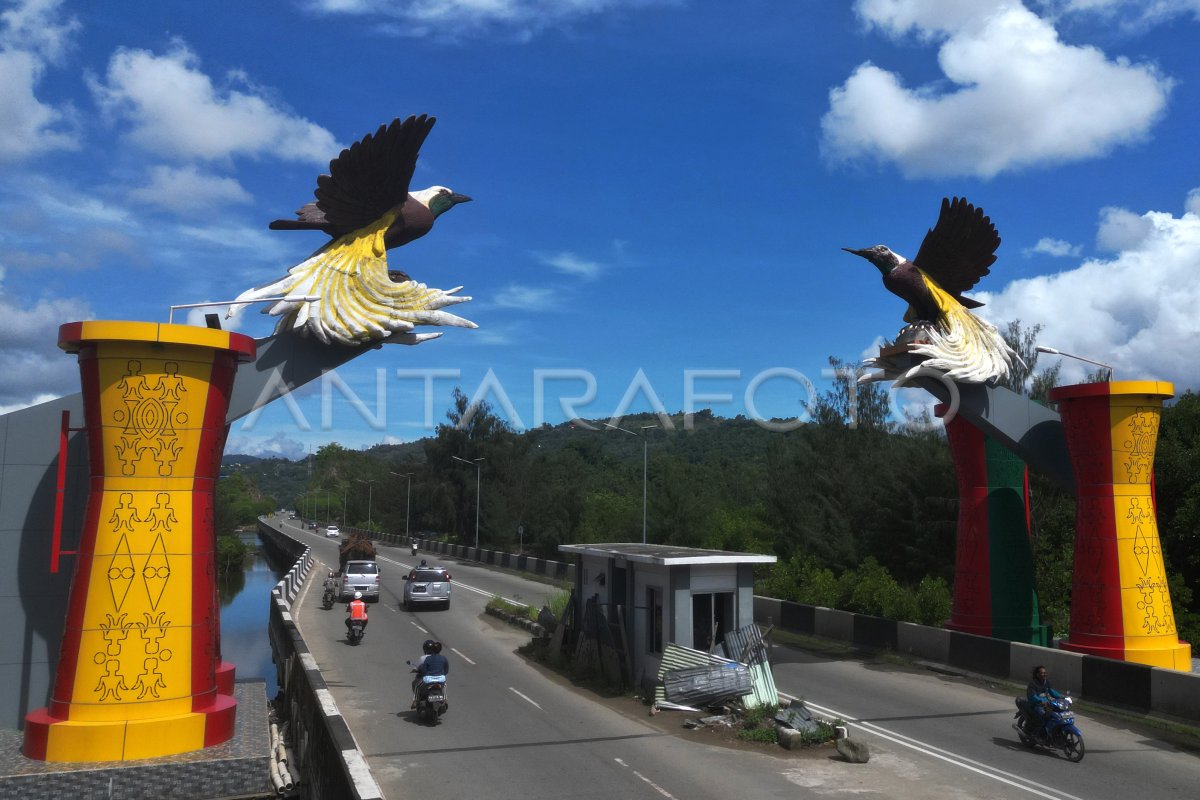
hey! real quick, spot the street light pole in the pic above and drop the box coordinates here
[356,479,376,531]
[390,472,413,541]
[452,456,485,549]
[1035,345,1114,381]
[342,485,347,526]
[604,423,657,544]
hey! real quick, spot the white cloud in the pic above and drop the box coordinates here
[1041,0,1200,27]
[975,197,1200,389]
[130,165,253,213]
[821,2,1173,178]
[224,431,309,460]
[0,0,79,62]
[304,0,680,39]
[493,284,558,309]
[0,0,80,162]
[89,43,337,164]
[536,250,602,279]
[1026,237,1081,258]
[0,273,93,406]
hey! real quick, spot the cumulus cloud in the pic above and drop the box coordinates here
[224,431,309,460]
[1040,0,1200,27]
[494,284,558,309]
[0,0,80,161]
[536,250,602,279]
[1026,237,1081,258]
[130,165,253,213]
[975,195,1200,389]
[89,43,337,164]
[0,269,92,407]
[303,0,680,39]
[821,1,1173,178]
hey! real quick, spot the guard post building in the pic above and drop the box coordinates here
[558,543,776,686]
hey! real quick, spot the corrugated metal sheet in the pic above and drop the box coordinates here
[654,630,778,709]
[662,663,751,706]
[723,624,778,708]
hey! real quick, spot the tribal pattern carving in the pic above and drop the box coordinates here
[112,360,188,476]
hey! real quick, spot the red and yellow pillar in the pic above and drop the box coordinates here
[23,321,256,761]
[1050,381,1191,669]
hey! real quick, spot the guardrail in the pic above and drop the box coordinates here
[260,521,384,800]
[754,596,1200,724]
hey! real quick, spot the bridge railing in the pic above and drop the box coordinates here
[261,521,384,800]
[754,596,1200,723]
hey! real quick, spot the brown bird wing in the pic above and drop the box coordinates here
[912,196,1000,306]
[269,114,437,238]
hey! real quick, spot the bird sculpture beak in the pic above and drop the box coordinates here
[450,193,472,205]
[842,247,869,258]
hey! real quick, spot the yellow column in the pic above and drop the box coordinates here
[24,321,255,761]
[1051,381,1191,669]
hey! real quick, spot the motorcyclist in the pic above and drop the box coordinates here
[411,640,449,708]
[323,570,338,595]
[1026,665,1062,737]
[345,591,368,634]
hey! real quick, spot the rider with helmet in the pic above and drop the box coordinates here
[1027,665,1061,737]
[411,639,449,708]
[345,591,368,633]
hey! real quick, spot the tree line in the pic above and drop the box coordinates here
[217,322,1200,643]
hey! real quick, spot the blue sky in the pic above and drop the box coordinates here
[2,0,1198,458]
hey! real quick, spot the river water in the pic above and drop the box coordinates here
[218,539,285,700]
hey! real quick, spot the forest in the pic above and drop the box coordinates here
[217,323,1200,644]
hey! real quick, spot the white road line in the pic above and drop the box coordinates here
[378,554,531,606]
[805,701,1083,800]
[613,758,678,799]
[410,621,428,634]
[452,648,475,665]
[508,687,543,710]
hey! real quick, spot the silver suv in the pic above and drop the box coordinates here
[402,565,452,611]
[339,560,380,602]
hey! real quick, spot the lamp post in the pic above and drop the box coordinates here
[356,479,376,531]
[1035,345,1114,381]
[604,422,657,544]
[342,485,347,527]
[390,471,413,542]
[452,456,485,549]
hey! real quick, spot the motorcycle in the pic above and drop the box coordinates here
[411,542,418,556]
[347,619,365,645]
[408,661,448,724]
[1013,693,1085,762]
[322,586,336,610]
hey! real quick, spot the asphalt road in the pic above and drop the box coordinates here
[279,521,1200,800]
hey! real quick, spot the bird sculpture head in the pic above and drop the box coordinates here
[411,186,472,217]
[844,197,1021,384]
[842,245,904,276]
[228,115,478,346]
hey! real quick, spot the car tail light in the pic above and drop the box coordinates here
[443,573,451,581]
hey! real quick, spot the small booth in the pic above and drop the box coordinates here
[558,543,776,685]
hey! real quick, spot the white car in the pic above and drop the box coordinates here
[325,525,341,538]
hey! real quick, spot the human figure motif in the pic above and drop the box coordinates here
[137,611,171,655]
[132,657,168,700]
[99,612,131,657]
[147,493,177,533]
[94,659,129,701]
[109,493,140,532]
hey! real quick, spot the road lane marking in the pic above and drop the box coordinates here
[805,701,1083,800]
[508,687,543,710]
[377,555,528,605]
[410,621,428,633]
[613,758,678,799]
[452,648,475,665]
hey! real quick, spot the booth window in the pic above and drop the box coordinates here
[646,586,663,654]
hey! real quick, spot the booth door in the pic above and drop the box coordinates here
[692,592,734,653]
